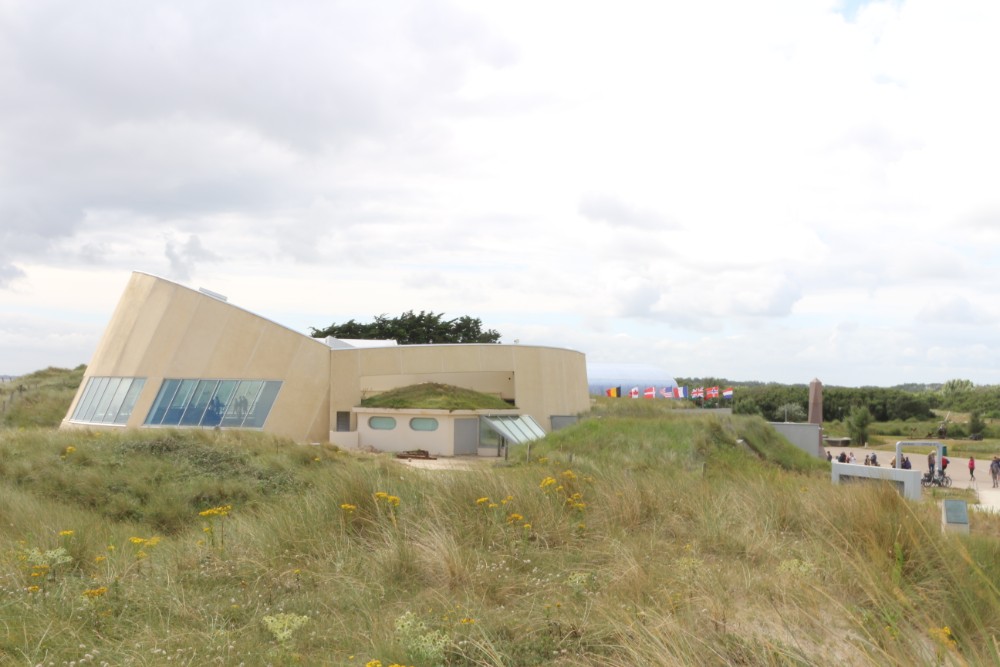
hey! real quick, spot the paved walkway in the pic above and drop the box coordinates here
[826,447,1000,512]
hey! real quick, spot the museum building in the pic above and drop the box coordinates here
[61,272,590,454]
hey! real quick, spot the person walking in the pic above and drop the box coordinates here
[991,456,1000,488]
[969,457,976,481]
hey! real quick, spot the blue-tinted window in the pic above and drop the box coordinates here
[180,380,218,426]
[222,381,263,428]
[163,380,198,425]
[80,377,110,422]
[115,379,146,424]
[145,379,180,425]
[202,380,237,427]
[101,379,132,423]
[144,378,281,430]
[71,377,146,425]
[409,417,438,432]
[369,416,396,430]
[91,378,122,423]
[73,379,101,422]
[243,381,281,428]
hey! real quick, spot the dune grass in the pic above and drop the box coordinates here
[1,396,999,664]
[0,365,85,428]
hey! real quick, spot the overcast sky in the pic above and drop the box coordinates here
[2,0,999,387]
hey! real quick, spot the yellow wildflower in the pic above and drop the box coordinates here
[83,586,108,598]
[506,513,524,524]
[198,504,232,517]
[387,495,400,507]
[561,469,577,480]
[540,476,556,489]
[340,503,357,512]
[58,530,74,537]
[26,585,40,593]
[374,491,389,500]
[94,556,106,564]
[475,497,490,505]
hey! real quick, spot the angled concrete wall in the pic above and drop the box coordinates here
[63,272,331,442]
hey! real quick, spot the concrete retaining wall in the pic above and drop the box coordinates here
[831,462,922,501]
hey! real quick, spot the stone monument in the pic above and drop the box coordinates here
[808,378,823,425]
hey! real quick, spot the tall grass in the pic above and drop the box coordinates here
[0,365,84,427]
[1,409,998,665]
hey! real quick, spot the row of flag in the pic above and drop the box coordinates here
[605,386,734,399]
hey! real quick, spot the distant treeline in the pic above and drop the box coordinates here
[676,378,1000,423]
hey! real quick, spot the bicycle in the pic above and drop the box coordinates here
[921,470,952,488]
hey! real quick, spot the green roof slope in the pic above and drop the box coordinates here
[359,382,512,411]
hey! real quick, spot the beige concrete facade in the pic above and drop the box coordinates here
[62,272,589,447]
[353,407,523,458]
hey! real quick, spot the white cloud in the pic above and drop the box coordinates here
[1,0,999,385]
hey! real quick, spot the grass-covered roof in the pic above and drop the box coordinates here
[359,382,512,411]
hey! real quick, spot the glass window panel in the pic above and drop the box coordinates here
[489,418,521,443]
[81,377,112,422]
[221,381,262,427]
[409,417,438,432]
[242,381,281,429]
[87,378,119,424]
[180,380,218,426]
[114,379,146,424]
[369,416,396,430]
[91,377,123,423]
[479,418,500,447]
[201,380,237,427]
[100,378,132,424]
[71,378,100,421]
[510,418,537,442]
[145,379,180,425]
[161,380,198,425]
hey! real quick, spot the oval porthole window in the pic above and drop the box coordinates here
[368,416,397,430]
[409,417,439,432]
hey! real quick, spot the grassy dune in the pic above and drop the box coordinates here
[0,366,85,428]
[1,399,999,666]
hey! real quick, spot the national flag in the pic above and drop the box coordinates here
[605,386,622,398]
[707,386,720,399]
[644,387,656,399]
[659,387,671,398]
[692,387,704,399]
[722,387,734,399]
[672,386,688,398]
[629,386,640,399]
